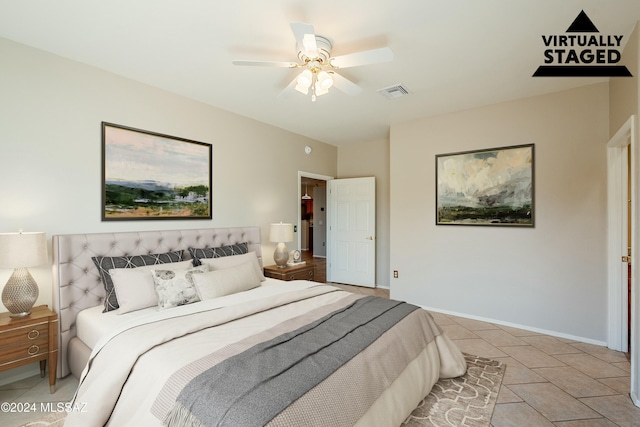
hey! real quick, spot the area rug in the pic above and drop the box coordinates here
[19,410,66,427]
[403,353,505,427]
[21,353,503,427]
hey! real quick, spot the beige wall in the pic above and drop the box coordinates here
[390,83,609,343]
[338,138,390,288]
[610,24,638,135]
[0,37,337,313]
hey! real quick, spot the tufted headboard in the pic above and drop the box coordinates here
[51,227,262,378]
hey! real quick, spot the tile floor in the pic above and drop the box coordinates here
[334,283,640,427]
[0,372,78,426]
[2,283,638,427]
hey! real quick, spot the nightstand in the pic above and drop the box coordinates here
[0,305,58,393]
[264,263,315,281]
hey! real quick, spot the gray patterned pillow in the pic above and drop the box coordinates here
[92,250,184,313]
[188,242,249,266]
[151,265,209,309]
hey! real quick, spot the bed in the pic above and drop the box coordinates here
[52,227,466,426]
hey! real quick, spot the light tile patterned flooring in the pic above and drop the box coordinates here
[0,372,78,426]
[2,283,638,426]
[334,283,640,427]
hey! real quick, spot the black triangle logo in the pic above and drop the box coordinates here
[566,10,599,33]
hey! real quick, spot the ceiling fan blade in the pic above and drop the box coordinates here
[290,22,316,56]
[278,76,299,99]
[330,73,362,96]
[303,34,318,57]
[232,60,298,68]
[330,47,394,68]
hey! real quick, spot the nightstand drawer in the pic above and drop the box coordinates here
[263,264,315,281]
[0,306,58,393]
[0,322,49,366]
[285,268,314,281]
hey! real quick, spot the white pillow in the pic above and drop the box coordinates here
[192,261,261,300]
[151,265,209,310]
[110,260,193,314]
[199,251,266,281]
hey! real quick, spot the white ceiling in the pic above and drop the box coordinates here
[2,0,640,146]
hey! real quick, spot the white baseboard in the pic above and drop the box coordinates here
[420,305,608,347]
[376,284,390,290]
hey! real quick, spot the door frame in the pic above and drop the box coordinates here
[606,115,639,406]
[607,117,632,353]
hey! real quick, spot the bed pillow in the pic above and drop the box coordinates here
[151,265,209,310]
[109,260,193,314]
[192,261,261,300]
[188,242,249,266]
[199,251,266,281]
[92,250,184,313]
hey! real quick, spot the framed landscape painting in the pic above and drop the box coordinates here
[102,122,212,221]
[436,144,534,226]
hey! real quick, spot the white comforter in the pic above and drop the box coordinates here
[66,281,466,427]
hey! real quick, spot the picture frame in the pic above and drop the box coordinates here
[436,144,534,226]
[101,122,212,221]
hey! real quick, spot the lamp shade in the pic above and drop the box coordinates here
[269,223,294,243]
[0,232,48,269]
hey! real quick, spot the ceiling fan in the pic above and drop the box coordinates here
[232,22,394,101]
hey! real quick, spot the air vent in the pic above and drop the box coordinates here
[377,84,410,99]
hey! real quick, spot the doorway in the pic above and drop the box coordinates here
[297,172,378,288]
[298,172,332,283]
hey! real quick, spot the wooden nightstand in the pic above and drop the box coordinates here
[0,305,58,393]
[264,263,315,281]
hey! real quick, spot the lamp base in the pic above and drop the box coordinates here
[1,268,38,318]
[8,311,31,318]
[274,243,289,268]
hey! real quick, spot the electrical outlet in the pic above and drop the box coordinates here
[294,225,297,232]
[393,270,398,278]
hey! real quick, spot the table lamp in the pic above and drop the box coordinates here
[0,231,48,317]
[269,223,294,268]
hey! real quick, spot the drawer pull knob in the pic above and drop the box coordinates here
[28,345,39,355]
[28,330,40,340]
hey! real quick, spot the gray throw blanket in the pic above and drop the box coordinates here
[165,296,419,427]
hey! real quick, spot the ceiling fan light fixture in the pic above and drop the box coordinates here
[233,22,393,102]
[314,82,329,97]
[317,71,333,90]
[295,69,313,94]
[296,69,312,87]
[295,83,310,95]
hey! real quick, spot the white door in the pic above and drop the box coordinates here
[327,177,376,287]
